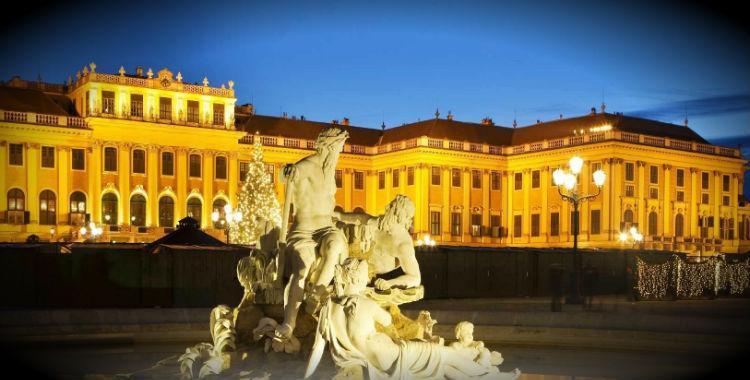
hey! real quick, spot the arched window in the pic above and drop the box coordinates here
[102,193,118,225]
[334,205,344,213]
[7,188,25,211]
[212,198,227,228]
[69,191,87,226]
[158,196,175,227]
[648,211,658,236]
[623,209,634,224]
[674,214,684,237]
[6,188,25,225]
[353,207,365,213]
[39,190,56,225]
[187,197,202,224]
[130,194,146,226]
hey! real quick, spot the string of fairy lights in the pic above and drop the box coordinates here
[635,255,750,299]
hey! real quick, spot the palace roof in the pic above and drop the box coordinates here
[0,86,78,117]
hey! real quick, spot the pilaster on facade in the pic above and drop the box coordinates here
[57,147,70,224]
[201,151,215,227]
[690,167,699,237]
[26,143,40,224]
[0,142,6,219]
[637,160,646,232]
[662,164,672,235]
[522,169,530,240]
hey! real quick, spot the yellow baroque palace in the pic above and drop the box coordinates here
[1,64,749,254]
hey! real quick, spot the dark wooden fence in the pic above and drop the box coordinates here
[0,243,697,308]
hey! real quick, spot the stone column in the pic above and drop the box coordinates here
[441,167,450,240]
[601,159,611,240]
[343,169,352,211]
[147,145,159,226]
[662,164,672,236]
[0,142,6,219]
[611,159,623,237]
[202,150,215,227]
[176,147,188,220]
[462,168,470,241]
[713,171,721,239]
[501,171,509,243]
[482,169,490,243]
[732,173,739,248]
[26,143,40,224]
[522,169,530,240]
[637,161,646,231]
[506,171,514,243]
[91,142,102,223]
[399,166,406,196]
[118,143,132,225]
[366,170,377,215]
[57,146,70,225]
[690,168,699,237]
[228,152,239,207]
[385,168,392,202]
[541,167,549,240]
[413,165,424,235]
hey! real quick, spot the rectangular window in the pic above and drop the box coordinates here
[451,212,462,236]
[625,162,635,182]
[625,185,635,197]
[532,170,540,188]
[212,103,224,126]
[649,187,659,199]
[701,193,709,204]
[102,91,115,114]
[41,146,55,168]
[550,212,560,236]
[676,191,684,202]
[702,172,709,190]
[9,143,22,166]
[676,169,685,187]
[162,152,174,176]
[159,97,172,120]
[265,164,275,184]
[531,213,540,237]
[649,165,658,184]
[471,170,481,189]
[335,169,343,188]
[378,171,386,189]
[723,175,730,192]
[723,195,730,206]
[354,171,364,190]
[490,215,501,237]
[71,148,85,170]
[471,213,482,237]
[215,156,227,179]
[430,211,441,236]
[187,100,199,123]
[130,94,143,117]
[189,154,201,177]
[239,161,249,182]
[491,171,501,190]
[514,172,523,190]
[104,147,117,172]
[591,210,601,235]
[431,167,441,186]
[513,215,522,238]
[452,168,461,187]
[392,169,400,187]
[407,167,415,186]
[132,149,146,174]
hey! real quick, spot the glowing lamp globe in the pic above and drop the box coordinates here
[552,168,565,186]
[563,173,577,190]
[211,211,220,222]
[80,227,87,235]
[593,170,606,187]
[619,232,628,242]
[569,156,584,174]
[223,204,232,214]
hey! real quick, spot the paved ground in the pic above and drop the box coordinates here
[1,296,748,379]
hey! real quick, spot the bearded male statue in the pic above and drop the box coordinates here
[275,126,350,340]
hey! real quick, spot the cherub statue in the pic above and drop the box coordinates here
[450,321,504,368]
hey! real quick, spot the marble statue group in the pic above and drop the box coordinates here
[134,127,521,379]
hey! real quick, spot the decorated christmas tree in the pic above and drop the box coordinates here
[229,134,282,244]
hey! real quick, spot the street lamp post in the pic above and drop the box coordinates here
[213,204,242,244]
[553,156,606,305]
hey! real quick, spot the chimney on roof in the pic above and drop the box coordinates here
[282,112,288,119]
[512,119,517,128]
[590,107,597,115]
[292,115,297,120]
[601,102,606,114]
[135,66,144,77]
[331,119,339,125]
[342,117,350,126]
[481,117,494,126]
[559,114,563,120]
[446,111,453,121]
[300,115,305,121]
[536,119,541,124]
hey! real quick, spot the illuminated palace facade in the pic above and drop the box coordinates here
[1,64,749,254]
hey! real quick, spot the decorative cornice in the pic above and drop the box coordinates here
[663,164,672,171]
[25,142,40,149]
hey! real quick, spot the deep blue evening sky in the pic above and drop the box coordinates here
[1,0,748,139]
